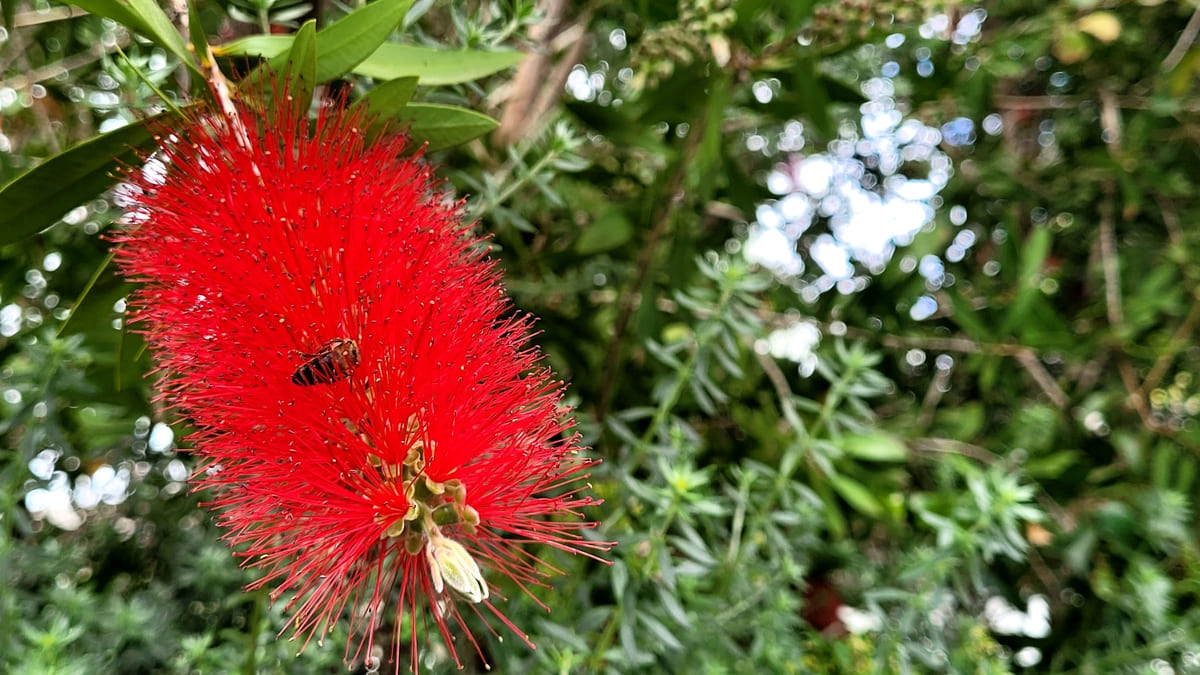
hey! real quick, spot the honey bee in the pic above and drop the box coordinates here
[291,338,360,386]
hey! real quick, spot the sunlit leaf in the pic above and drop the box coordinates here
[399,103,497,150]
[354,76,419,135]
[243,20,318,107]
[308,0,414,81]
[830,475,883,518]
[840,431,909,463]
[353,44,524,84]
[576,210,634,254]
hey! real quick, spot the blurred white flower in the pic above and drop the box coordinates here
[984,594,1050,638]
[758,322,821,377]
[836,605,882,634]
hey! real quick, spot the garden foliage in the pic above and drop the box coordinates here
[1,0,1199,672]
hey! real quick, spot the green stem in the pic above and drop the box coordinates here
[585,605,623,671]
[586,283,736,669]
[242,588,265,675]
[753,360,861,530]
[468,147,559,221]
[634,283,736,456]
[808,361,858,441]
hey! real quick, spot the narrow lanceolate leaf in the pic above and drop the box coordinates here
[66,0,150,38]
[186,0,210,67]
[840,431,909,463]
[0,115,177,245]
[400,103,498,151]
[243,20,318,107]
[354,76,420,134]
[310,0,413,81]
[354,44,524,85]
[1000,226,1053,335]
[217,0,414,84]
[219,37,524,86]
[829,475,884,518]
[285,21,319,107]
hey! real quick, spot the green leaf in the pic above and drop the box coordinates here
[308,0,414,81]
[793,58,832,138]
[70,0,202,77]
[57,252,114,337]
[0,116,176,245]
[68,0,153,45]
[840,431,909,463]
[354,76,419,134]
[215,34,288,60]
[288,20,319,106]
[944,285,991,341]
[1000,226,1053,335]
[690,73,729,200]
[354,44,524,85]
[186,0,209,67]
[244,20,318,106]
[399,103,497,150]
[576,210,634,255]
[1024,450,1082,479]
[829,475,884,518]
[220,37,524,86]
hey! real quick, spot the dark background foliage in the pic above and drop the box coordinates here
[2,0,1199,672]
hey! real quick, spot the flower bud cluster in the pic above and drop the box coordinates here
[632,0,737,89]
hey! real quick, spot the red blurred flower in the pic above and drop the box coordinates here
[112,92,609,670]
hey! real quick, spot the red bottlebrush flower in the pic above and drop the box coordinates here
[111,91,610,671]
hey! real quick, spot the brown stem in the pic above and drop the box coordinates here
[1163,3,1200,71]
[756,350,794,407]
[1015,350,1070,409]
[916,366,951,428]
[993,94,1200,113]
[1139,300,1200,398]
[594,97,712,419]
[828,322,1034,358]
[494,0,578,146]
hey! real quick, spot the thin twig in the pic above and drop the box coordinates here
[756,350,794,407]
[829,322,1032,357]
[166,0,191,92]
[1154,195,1186,248]
[1099,196,1123,328]
[831,322,1071,408]
[594,99,711,419]
[993,94,1200,113]
[1163,3,1200,71]
[1139,299,1200,397]
[916,366,951,428]
[1025,541,1064,600]
[992,95,1078,111]
[1099,88,1122,154]
[1117,358,1162,431]
[1015,350,1070,409]
[494,0,582,145]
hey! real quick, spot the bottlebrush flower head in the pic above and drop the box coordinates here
[111,88,610,671]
